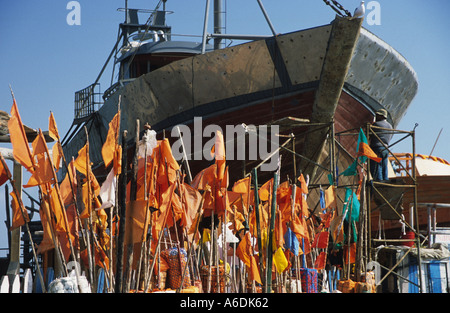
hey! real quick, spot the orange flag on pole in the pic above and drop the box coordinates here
[357,142,382,163]
[356,128,382,163]
[232,176,250,194]
[37,202,55,254]
[74,144,88,175]
[0,157,9,187]
[10,191,30,230]
[48,111,60,141]
[236,231,262,285]
[24,132,55,188]
[8,99,34,172]
[101,110,121,173]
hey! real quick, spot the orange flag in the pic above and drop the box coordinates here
[357,142,382,163]
[101,110,121,171]
[125,200,150,244]
[179,182,202,229]
[10,191,30,230]
[60,160,77,206]
[191,164,217,190]
[232,176,250,194]
[48,112,60,141]
[236,231,262,285]
[0,157,10,187]
[291,214,310,241]
[212,130,226,181]
[37,203,55,254]
[52,142,62,172]
[154,183,176,236]
[259,178,273,202]
[314,251,327,270]
[24,154,54,188]
[8,99,34,172]
[46,186,67,233]
[325,185,337,210]
[74,144,88,175]
[24,132,55,187]
[312,231,329,249]
[344,242,357,264]
[297,174,309,195]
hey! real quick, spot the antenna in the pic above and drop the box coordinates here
[429,127,443,156]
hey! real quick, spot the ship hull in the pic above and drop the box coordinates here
[62,16,418,189]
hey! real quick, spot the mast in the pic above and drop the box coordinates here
[213,0,225,49]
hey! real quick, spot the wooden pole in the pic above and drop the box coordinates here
[36,128,82,291]
[355,175,366,282]
[124,120,140,292]
[266,171,278,293]
[115,130,128,293]
[251,168,265,290]
[143,183,176,292]
[177,194,205,292]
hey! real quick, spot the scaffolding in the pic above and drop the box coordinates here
[365,123,423,292]
[331,122,423,292]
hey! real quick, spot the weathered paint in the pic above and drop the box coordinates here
[62,16,418,183]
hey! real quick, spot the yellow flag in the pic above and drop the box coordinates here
[273,246,288,274]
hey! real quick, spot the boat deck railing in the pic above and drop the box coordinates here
[74,83,104,123]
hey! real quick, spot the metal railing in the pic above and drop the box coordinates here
[74,83,103,121]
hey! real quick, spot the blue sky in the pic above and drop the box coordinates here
[0,0,449,254]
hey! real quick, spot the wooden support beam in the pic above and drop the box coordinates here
[302,16,363,179]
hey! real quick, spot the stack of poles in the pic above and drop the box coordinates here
[6,102,354,294]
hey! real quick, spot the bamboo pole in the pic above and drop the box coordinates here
[8,88,69,284]
[266,171,278,293]
[251,168,264,290]
[36,128,82,291]
[143,183,176,292]
[50,112,87,270]
[177,194,205,292]
[124,120,140,292]
[355,174,366,282]
[115,130,128,293]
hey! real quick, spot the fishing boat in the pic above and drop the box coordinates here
[60,1,418,188]
[3,1,434,294]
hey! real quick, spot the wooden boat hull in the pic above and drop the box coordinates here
[62,16,418,191]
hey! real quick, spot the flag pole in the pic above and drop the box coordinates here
[8,88,68,286]
[49,111,87,266]
[38,129,82,292]
[83,127,97,290]
[115,130,128,293]
[251,168,265,290]
[266,170,278,293]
